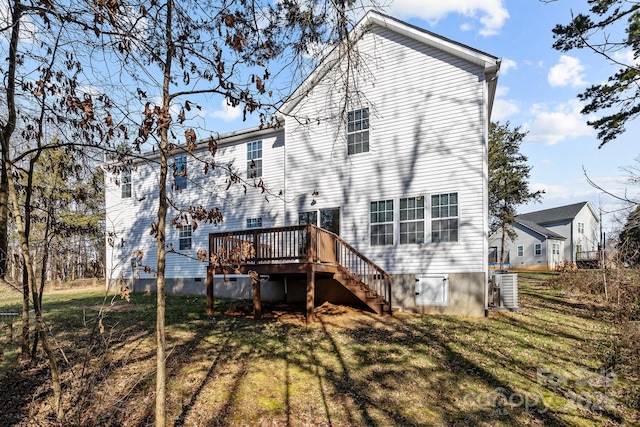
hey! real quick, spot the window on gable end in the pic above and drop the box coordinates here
[121,169,132,198]
[247,140,262,178]
[175,155,187,190]
[347,108,369,155]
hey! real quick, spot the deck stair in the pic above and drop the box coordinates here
[209,224,392,315]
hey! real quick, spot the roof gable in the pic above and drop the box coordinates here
[280,10,500,116]
[517,202,597,225]
[515,219,566,240]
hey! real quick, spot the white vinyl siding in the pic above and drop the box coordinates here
[284,25,487,274]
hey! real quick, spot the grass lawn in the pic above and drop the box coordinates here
[0,276,637,426]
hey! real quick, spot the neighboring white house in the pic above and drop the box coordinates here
[104,11,501,316]
[489,202,600,270]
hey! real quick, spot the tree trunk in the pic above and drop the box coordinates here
[155,1,174,425]
[0,161,8,280]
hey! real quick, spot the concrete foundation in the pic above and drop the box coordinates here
[392,272,486,317]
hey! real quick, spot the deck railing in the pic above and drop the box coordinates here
[209,224,392,306]
[576,250,601,261]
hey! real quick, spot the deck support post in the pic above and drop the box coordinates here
[306,269,316,323]
[249,270,261,320]
[206,265,214,316]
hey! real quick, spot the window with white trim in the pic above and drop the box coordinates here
[246,218,262,228]
[400,196,425,244]
[247,140,262,178]
[370,200,393,246]
[552,243,560,255]
[121,170,132,198]
[347,108,369,155]
[175,156,187,189]
[517,245,524,257]
[534,243,541,256]
[431,193,458,242]
[179,224,192,250]
[577,222,584,233]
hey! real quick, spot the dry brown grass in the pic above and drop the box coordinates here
[0,276,638,426]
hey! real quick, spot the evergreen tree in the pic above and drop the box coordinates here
[489,122,544,268]
[552,1,640,146]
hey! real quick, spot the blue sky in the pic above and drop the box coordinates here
[381,0,639,234]
[200,1,637,234]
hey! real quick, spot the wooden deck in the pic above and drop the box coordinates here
[576,250,602,269]
[206,224,393,322]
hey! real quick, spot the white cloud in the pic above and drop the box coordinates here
[526,100,594,145]
[500,58,517,75]
[612,49,640,66]
[492,98,519,121]
[491,86,518,121]
[548,55,587,87]
[388,0,509,36]
[210,99,242,122]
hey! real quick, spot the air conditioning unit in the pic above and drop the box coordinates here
[492,273,520,311]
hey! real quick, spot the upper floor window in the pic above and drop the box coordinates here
[179,224,192,250]
[431,193,458,242]
[175,156,187,190]
[552,243,560,255]
[577,222,584,233]
[121,170,132,198]
[347,108,369,155]
[247,140,262,178]
[400,196,425,244]
[370,200,393,246]
[246,218,262,228]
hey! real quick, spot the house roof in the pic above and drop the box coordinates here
[516,219,566,240]
[281,10,501,116]
[516,202,597,225]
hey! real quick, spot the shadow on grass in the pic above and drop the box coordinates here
[0,286,632,426]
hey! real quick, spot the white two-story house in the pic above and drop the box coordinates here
[105,11,501,317]
[489,202,600,270]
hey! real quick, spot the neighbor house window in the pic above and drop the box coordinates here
[247,140,262,178]
[517,245,524,257]
[576,245,583,257]
[121,170,132,198]
[179,224,192,250]
[431,193,458,242]
[246,218,262,228]
[577,222,584,233]
[552,243,560,255]
[534,243,541,256]
[347,108,369,155]
[370,200,393,245]
[400,196,425,244]
[175,155,187,189]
